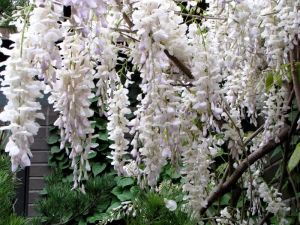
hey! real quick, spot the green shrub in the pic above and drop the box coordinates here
[0,154,27,225]
[34,170,119,225]
[126,182,195,225]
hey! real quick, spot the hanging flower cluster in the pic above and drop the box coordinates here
[107,83,131,174]
[48,32,96,187]
[1,0,299,221]
[0,33,44,171]
[0,0,62,171]
[128,0,191,186]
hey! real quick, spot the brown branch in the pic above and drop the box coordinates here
[259,112,300,224]
[122,12,134,29]
[289,51,300,110]
[200,125,290,215]
[115,0,134,29]
[164,50,194,79]
[244,125,264,146]
[114,1,194,80]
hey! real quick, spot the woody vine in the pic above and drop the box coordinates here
[0,0,300,224]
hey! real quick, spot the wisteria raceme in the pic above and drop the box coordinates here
[48,33,96,187]
[62,0,109,33]
[262,0,300,70]
[243,167,290,224]
[0,33,44,171]
[26,1,62,84]
[0,0,300,221]
[0,0,62,172]
[92,27,120,115]
[107,84,131,174]
[178,20,224,215]
[128,0,196,187]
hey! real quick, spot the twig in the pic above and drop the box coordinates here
[279,112,300,190]
[170,82,194,87]
[114,1,194,80]
[220,165,229,184]
[176,12,226,20]
[287,171,300,208]
[164,50,194,79]
[199,126,290,215]
[260,10,280,16]
[222,107,253,225]
[115,0,134,29]
[244,125,264,146]
[259,213,271,225]
[111,27,134,33]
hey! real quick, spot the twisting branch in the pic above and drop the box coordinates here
[259,112,300,225]
[199,126,290,215]
[114,1,194,80]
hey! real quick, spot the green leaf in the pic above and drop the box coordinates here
[130,186,140,195]
[291,135,299,146]
[40,188,48,195]
[116,190,132,201]
[111,186,132,201]
[89,96,98,103]
[87,151,97,159]
[96,198,110,212]
[56,154,65,161]
[78,219,87,225]
[98,132,108,141]
[62,174,73,183]
[288,143,300,172]
[216,163,228,177]
[117,177,134,188]
[274,73,283,87]
[111,186,122,196]
[165,166,181,179]
[107,201,121,212]
[50,146,60,154]
[271,145,282,159]
[95,118,107,130]
[265,73,274,92]
[220,193,230,205]
[92,163,106,176]
[48,126,57,131]
[288,110,299,123]
[87,212,106,223]
[47,134,59,144]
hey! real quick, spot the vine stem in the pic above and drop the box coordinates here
[199,125,290,215]
[20,5,32,57]
[222,106,253,225]
[259,112,300,225]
